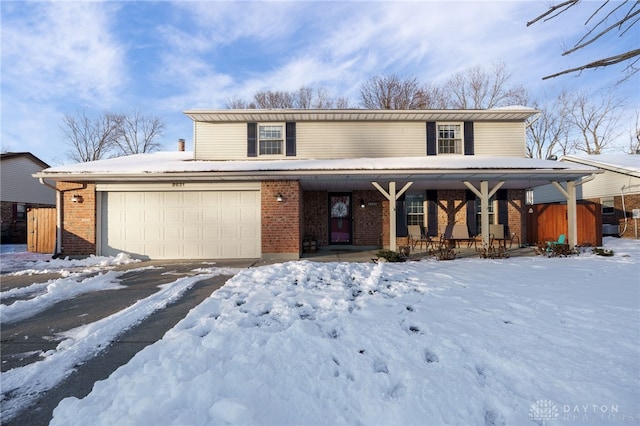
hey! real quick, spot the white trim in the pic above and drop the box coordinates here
[436,122,463,155]
[258,123,285,157]
[95,182,261,192]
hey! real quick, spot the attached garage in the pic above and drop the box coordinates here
[97,183,261,259]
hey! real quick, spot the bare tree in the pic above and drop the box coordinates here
[527,0,640,80]
[253,90,296,108]
[526,94,569,158]
[444,62,527,109]
[61,110,122,162]
[114,108,165,155]
[226,96,251,109]
[227,86,348,109]
[419,83,450,109]
[560,91,625,154]
[359,74,426,109]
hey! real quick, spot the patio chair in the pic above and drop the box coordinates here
[408,225,432,251]
[441,223,474,248]
[489,224,507,248]
[546,234,566,252]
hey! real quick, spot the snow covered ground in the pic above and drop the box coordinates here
[2,239,639,425]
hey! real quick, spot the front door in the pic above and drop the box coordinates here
[329,193,352,244]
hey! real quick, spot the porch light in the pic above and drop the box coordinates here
[360,199,366,208]
[276,193,284,203]
[71,194,83,203]
[525,188,534,205]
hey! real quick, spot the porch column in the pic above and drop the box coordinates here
[551,180,578,248]
[372,181,413,251]
[463,180,504,247]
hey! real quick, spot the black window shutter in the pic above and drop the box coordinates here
[464,122,474,155]
[426,190,438,236]
[396,195,407,238]
[466,190,477,236]
[497,189,509,231]
[247,123,257,157]
[285,122,296,156]
[426,122,436,156]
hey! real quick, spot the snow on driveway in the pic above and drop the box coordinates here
[40,238,639,426]
[0,250,243,422]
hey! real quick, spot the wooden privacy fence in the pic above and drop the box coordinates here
[526,201,602,247]
[27,207,56,253]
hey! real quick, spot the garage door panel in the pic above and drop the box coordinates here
[101,190,260,259]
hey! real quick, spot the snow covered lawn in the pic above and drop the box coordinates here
[42,238,640,426]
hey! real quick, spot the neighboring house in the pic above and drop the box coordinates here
[533,154,640,238]
[1,152,55,244]
[34,108,599,260]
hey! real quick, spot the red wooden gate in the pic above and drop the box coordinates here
[27,207,56,253]
[526,201,602,246]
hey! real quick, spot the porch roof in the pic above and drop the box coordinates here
[33,151,600,190]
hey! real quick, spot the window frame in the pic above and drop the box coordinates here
[436,122,464,155]
[406,193,425,228]
[601,197,615,215]
[475,196,497,235]
[258,123,285,157]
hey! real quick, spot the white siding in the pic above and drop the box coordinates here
[473,122,526,157]
[194,122,247,160]
[193,120,529,160]
[580,169,640,198]
[296,122,426,158]
[1,157,55,204]
[532,169,640,204]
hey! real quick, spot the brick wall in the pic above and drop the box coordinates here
[352,190,385,246]
[303,191,328,245]
[261,181,301,257]
[506,189,526,246]
[436,190,468,228]
[58,182,96,256]
[586,194,640,239]
[619,194,640,238]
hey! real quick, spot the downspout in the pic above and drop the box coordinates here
[39,178,61,256]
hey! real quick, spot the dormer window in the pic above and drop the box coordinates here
[259,124,284,155]
[437,123,463,154]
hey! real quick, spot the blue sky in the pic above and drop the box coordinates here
[2,1,638,166]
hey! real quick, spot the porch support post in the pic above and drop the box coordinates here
[551,181,578,248]
[372,181,413,252]
[463,180,504,247]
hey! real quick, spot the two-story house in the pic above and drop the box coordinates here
[34,108,598,260]
[2,152,55,244]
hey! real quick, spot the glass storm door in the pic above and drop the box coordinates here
[329,193,352,244]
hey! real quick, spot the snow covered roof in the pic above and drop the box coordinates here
[33,151,599,190]
[183,107,538,123]
[561,154,640,178]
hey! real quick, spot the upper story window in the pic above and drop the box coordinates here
[259,124,284,155]
[437,123,463,154]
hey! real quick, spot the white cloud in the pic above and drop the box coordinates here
[1,2,126,105]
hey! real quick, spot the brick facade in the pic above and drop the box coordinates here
[58,182,96,256]
[261,181,302,258]
[589,194,640,238]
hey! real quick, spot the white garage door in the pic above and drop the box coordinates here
[100,190,260,259]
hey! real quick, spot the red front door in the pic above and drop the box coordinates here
[329,193,352,244]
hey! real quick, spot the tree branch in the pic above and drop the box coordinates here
[543,49,640,79]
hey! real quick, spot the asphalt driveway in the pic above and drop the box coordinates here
[1,259,256,426]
